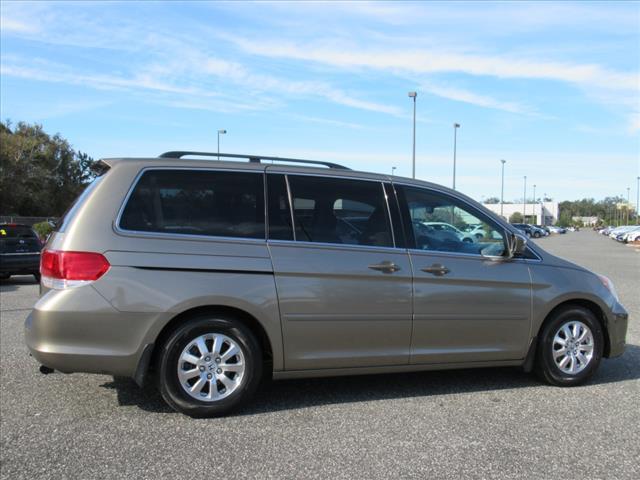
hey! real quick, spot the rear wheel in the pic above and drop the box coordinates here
[535,306,603,386]
[157,315,262,417]
[33,272,41,283]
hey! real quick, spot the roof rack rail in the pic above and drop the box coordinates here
[158,151,350,170]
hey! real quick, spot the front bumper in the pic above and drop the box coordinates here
[24,285,159,377]
[606,301,629,358]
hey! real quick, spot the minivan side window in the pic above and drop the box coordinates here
[119,170,265,239]
[287,175,393,248]
[398,186,505,256]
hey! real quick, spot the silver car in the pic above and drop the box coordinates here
[25,152,629,417]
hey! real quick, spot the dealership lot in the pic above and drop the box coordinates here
[1,231,638,479]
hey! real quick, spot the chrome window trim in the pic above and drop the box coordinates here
[407,247,535,263]
[267,239,407,255]
[284,174,297,242]
[114,166,267,242]
[381,181,396,248]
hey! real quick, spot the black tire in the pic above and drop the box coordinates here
[157,315,262,418]
[33,272,41,283]
[533,231,541,238]
[535,306,604,386]
[0,274,10,280]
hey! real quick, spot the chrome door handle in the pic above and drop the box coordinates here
[421,264,450,276]
[368,261,401,274]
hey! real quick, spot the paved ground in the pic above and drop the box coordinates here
[1,231,638,479]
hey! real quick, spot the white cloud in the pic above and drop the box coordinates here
[225,36,639,92]
[419,82,534,115]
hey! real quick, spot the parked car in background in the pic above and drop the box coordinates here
[511,223,545,238]
[0,224,42,282]
[533,225,550,236]
[625,229,640,243]
[608,226,636,240]
[547,226,567,234]
[619,226,640,243]
[419,221,478,243]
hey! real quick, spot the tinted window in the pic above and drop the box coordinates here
[0,225,37,239]
[267,174,293,240]
[399,186,505,256]
[120,170,265,239]
[288,176,393,247]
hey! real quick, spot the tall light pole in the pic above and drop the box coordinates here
[500,160,506,218]
[392,166,397,176]
[523,176,527,222]
[637,176,640,225]
[408,91,417,179]
[627,187,631,225]
[452,123,460,189]
[217,129,227,160]
[533,184,537,224]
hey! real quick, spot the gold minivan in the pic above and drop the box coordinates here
[25,152,628,417]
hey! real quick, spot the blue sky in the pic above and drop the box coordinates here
[1,1,639,202]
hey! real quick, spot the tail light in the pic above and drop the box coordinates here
[40,249,110,289]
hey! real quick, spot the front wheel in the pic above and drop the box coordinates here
[157,315,262,417]
[535,306,604,386]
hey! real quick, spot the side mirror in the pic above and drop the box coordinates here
[505,232,527,258]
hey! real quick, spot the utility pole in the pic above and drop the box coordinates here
[408,92,417,178]
[500,160,506,218]
[452,123,460,189]
[217,129,227,160]
[523,176,527,222]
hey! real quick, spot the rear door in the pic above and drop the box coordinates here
[395,185,532,364]
[267,173,413,370]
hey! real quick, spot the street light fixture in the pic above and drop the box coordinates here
[533,184,537,224]
[500,160,506,218]
[452,123,460,189]
[392,166,397,176]
[523,176,527,222]
[408,91,417,179]
[217,129,227,160]
[637,176,640,225]
[627,186,631,225]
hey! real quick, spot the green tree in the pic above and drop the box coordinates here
[509,212,523,223]
[484,197,500,204]
[0,121,96,216]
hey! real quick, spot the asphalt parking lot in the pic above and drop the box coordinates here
[1,231,638,479]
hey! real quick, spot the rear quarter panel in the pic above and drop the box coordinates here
[47,160,285,371]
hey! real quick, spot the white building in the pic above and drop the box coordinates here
[482,201,559,225]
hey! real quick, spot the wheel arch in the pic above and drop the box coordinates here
[150,305,274,378]
[537,299,611,357]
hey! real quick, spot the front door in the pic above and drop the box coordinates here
[396,184,532,364]
[267,173,412,370]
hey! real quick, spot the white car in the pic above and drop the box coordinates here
[626,230,640,242]
[609,225,636,239]
[421,222,477,243]
[621,226,640,242]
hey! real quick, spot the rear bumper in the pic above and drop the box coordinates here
[0,253,40,274]
[24,285,159,377]
[606,301,629,358]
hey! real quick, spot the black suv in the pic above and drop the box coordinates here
[0,224,42,282]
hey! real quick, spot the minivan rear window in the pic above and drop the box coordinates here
[119,169,265,239]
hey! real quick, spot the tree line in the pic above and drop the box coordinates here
[0,121,96,216]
